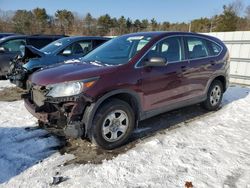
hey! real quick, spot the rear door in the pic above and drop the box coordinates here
[183,36,216,99]
[140,36,189,111]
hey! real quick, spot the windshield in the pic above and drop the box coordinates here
[40,37,71,54]
[82,35,152,65]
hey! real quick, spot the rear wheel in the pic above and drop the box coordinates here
[202,80,223,111]
[90,99,135,150]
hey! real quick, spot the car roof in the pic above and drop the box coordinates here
[0,34,66,41]
[122,31,208,37]
[64,36,111,41]
[28,34,66,38]
[0,32,15,35]
[121,31,223,44]
[0,35,26,41]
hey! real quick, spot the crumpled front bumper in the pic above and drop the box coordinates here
[24,92,92,138]
[24,98,59,123]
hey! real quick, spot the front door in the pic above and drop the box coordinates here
[139,36,188,111]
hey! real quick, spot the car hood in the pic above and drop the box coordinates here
[30,61,116,86]
[22,45,45,59]
[23,56,56,71]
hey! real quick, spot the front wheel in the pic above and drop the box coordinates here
[202,80,223,111]
[90,99,135,150]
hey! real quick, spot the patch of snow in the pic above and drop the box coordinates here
[0,83,250,187]
[64,59,81,64]
[0,101,73,184]
[0,80,15,91]
[104,63,122,66]
[54,42,62,46]
[89,61,103,67]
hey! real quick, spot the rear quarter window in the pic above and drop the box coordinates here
[209,41,222,56]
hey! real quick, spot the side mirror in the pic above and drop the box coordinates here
[62,49,72,56]
[144,57,167,67]
[0,47,6,53]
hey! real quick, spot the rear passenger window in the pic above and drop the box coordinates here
[187,37,208,59]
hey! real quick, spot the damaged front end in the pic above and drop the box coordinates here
[8,57,28,89]
[7,45,45,89]
[24,84,93,138]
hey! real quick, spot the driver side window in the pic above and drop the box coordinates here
[141,37,183,66]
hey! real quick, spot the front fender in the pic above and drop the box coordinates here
[81,89,142,136]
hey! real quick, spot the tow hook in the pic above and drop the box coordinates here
[64,121,84,138]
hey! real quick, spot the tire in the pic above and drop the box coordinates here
[90,99,135,150]
[202,80,223,111]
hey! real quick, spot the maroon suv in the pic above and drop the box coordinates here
[23,32,229,149]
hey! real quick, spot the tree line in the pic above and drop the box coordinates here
[0,1,250,36]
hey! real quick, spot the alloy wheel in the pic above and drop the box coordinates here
[210,85,222,106]
[102,110,129,142]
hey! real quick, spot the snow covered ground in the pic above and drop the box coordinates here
[0,80,14,91]
[0,80,250,188]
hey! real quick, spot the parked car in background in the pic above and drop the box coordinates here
[0,34,66,78]
[0,33,15,39]
[8,36,110,89]
[23,32,229,149]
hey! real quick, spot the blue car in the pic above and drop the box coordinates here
[0,33,15,39]
[8,36,110,89]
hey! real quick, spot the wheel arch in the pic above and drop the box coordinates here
[82,89,142,136]
[206,74,227,95]
[214,75,226,92]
